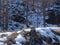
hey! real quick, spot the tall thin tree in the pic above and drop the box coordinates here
[6,0,8,31]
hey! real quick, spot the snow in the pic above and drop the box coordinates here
[56,36,60,41]
[0,32,13,36]
[15,34,26,43]
[0,27,60,45]
[0,42,4,45]
[16,42,22,45]
[0,38,6,42]
[18,27,60,38]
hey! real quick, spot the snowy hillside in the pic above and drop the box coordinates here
[8,0,60,30]
[1,0,60,30]
[0,27,60,45]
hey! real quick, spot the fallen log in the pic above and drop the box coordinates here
[51,30,60,36]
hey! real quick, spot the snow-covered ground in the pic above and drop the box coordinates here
[0,27,60,45]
